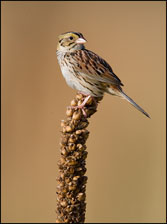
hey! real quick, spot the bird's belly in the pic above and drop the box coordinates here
[61,66,77,90]
[61,66,104,97]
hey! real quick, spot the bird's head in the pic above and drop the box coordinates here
[57,31,87,52]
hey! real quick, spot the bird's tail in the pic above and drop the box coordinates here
[119,90,150,118]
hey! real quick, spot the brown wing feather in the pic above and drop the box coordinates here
[70,49,124,86]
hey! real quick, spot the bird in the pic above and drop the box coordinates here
[56,31,150,118]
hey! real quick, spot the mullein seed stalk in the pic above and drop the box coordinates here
[56,93,102,223]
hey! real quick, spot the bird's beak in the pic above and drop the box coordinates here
[75,38,87,44]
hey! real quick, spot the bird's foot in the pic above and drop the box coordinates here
[68,95,92,118]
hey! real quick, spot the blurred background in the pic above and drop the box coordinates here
[1,1,166,223]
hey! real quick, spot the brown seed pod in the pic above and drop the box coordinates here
[77,193,85,201]
[68,167,74,174]
[60,120,66,127]
[60,200,67,207]
[72,111,81,120]
[71,198,76,205]
[73,176,80,181]
[66,108,73,117]
[68,185,77,191]
[68,134,78,143]
[77,121,89,129]
[77,144,86,151]
[65,126,73,133]
[75,130,83,135]
[61,136,69,145]
[76,93,83,100]
[67,160,77,166]
[70,99,77,106]
[61,148,68,156]
[68,143,76,151]
[62,188,68,194]
[65,178,70,184]
[60,157,65,164]
[60,173,65,179]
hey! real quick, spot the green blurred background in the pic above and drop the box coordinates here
[1,1,166,223]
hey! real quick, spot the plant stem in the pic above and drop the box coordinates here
[56,93,102,223]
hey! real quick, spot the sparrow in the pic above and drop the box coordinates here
[56,31,150,118]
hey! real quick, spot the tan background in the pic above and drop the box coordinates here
[1,1,166,223]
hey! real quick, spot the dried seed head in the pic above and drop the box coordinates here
[87,108,97,117]
[76,167,82,172]
[73,176,80,181]
[73,151,81,159]
[61,148,67,156]
[66,108,73,117]
[60,201,67,207]
[68,143,76,151]
[66,193,72,199]
[82,129,89,135]
[82,176,88,184]
[62,127,66,133]
[59,182,65,187]
[77,193,85,201]
[61,136,69,145]
[67,160,77,166]
[72,111,81,120]
[65,126,73,133]
[60,173,65,179]
[68,134,78,143]
[77,144,86,151]
[62,188,67,194]
[71,198,76,204]
[78,100,82,106]
[65,206,72,212]
[71,99,77,106]
[69,167,74,174]
[77,121,88,129]
[82,151,88,159]
[60,157,65,164]
[60,120,66,127]
[75,130,82,135]
[65,178,70,184]
[68,181,72,186]
[68,185,76,191]
[76,93,83,100]
[57,94,101,223]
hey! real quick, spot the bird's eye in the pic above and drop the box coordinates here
[69,36,73,40]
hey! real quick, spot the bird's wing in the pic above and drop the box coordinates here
[70,49,124,86]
